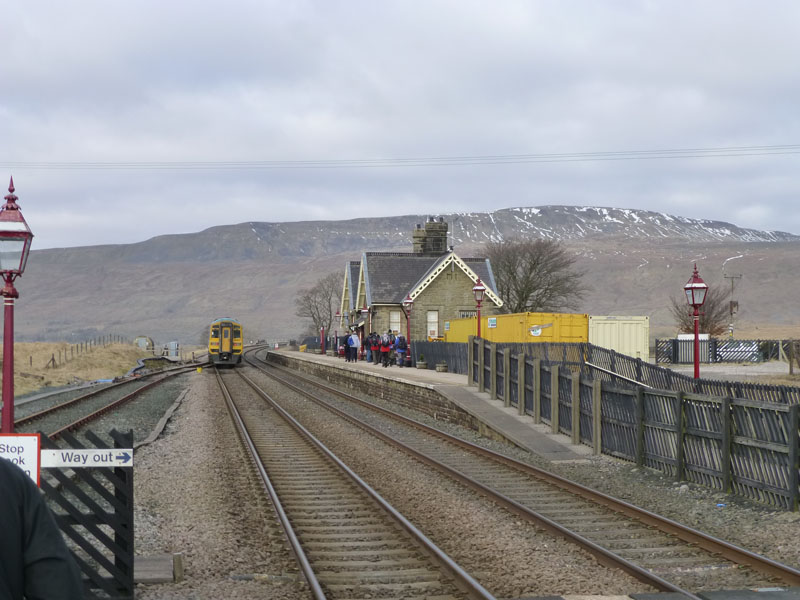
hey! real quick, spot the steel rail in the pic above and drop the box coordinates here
[231,367,498,600]
[16,364,202,428]
[46,368,194,439]
[248,358,695,598]
[213,368,326,600]
[15,380,134,427]
[252,353,800,591]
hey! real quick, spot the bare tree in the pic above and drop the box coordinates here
[484,238,588,314]
[669,283,731,337]
[295,272,341,335]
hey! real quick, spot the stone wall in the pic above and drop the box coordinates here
[410,267,500,340]
[267,352,501,438]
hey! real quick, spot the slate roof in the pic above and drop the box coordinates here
[361,251,498,305]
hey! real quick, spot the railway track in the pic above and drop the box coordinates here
[13,365,199,438]
[214,366,496,600]
[247,350,800,598]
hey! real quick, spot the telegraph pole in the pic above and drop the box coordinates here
[724,273,742,337]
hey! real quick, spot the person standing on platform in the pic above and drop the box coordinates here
[0,457,85,600]
[380,330,392,367]
[394,334,407,367]
[349,331,361,361]
[344,331,352,362]
[370,333,380,364]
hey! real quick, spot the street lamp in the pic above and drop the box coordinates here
[472,278,486,339]
[0,177,34,433]
[360,303,370,360]
[684,263,708,379]
[402,294,413,366]
[334,311,340,357]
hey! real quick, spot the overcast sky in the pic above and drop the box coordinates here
[3,1,800,249]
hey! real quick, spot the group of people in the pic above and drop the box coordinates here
[341,330,409,367]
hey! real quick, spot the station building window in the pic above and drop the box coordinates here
[390,310,401,334]
[427,310,439,339]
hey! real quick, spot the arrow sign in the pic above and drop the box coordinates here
[41,449,134,469]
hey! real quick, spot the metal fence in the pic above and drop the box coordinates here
[467,338,800,405]
[411,341,468,373]
[467,338,800,510]
[655,338,786,364]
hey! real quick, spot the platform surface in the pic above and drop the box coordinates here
[275,350,590,462]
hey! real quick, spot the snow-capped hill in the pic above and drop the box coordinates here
[449,206,797,244]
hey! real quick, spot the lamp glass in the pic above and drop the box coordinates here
[694,286,707,306]
[684,283,708,307]
[472,282,486,303]
[0,238,27,272]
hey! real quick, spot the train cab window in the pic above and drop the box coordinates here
[211,326,220,337]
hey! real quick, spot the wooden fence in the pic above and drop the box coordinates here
[40,429,135,598]
[469,337,800,510]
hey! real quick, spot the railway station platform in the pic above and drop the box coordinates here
[269,349,591,463]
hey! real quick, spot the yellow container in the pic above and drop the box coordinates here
[444,312,589,344]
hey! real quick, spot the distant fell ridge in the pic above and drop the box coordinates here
[21,204,800,343]
[453,206,798,244]
[34,205,798,266]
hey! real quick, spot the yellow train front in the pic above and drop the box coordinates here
[208,318,243,366]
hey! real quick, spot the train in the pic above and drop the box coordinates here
[208,318,244,366]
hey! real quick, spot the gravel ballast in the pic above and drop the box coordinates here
[131,366,800,598]
[133,373,307,600]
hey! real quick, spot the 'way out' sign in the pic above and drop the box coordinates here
[41,449,134,468]
[1,433,133,486]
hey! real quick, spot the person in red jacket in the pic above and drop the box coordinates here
[380,330,392,367]
[0,457,85,600]
[370,332,380,365]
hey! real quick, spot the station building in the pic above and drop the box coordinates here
[337,217,503,342]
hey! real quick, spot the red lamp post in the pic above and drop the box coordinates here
[684,263,709,379]
[0,177,34,434]
[472,278,486,339]
[320,326,325,355]
[360,304,369,360]
[402,294,413,366]
[334,311,340,357]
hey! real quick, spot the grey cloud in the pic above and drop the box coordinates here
[2,0,800,248]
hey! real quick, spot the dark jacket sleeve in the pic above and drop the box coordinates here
[0,459,85,600]
[23,485,85,600]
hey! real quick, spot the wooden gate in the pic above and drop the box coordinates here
[39,429,135,599]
